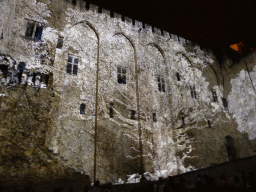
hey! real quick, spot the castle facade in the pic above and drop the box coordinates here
[0,0,256,183]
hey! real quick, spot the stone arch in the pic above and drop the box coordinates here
[113,32,144,174]
[114,32,135,50]
[148,42,165,61]
[67,20,100,182]
[177,52,219,85]
[70,20,100,40]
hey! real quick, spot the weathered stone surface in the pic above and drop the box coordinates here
[0,0,256,184]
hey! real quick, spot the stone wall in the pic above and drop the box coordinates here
[0,0,255,184]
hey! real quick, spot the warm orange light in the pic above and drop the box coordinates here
[230,42,244,54]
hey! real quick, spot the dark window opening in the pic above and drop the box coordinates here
[0,65,8,79]
[222,98,228,111]
[208,120,211,128]
[176,73,180,81]
[67,56,78,75]
[80,104,85,114]
[157,76,165,92]
[45,75,49,85]
[182,117,185,125]
[109,107,113,118]
[39,73,50,86]
[17,62,26,83]
[32,73,37,84]
[152,27,155,33]
[117,67,126,84]
[212,90,218,102]
[17,62,26,71]
[1,30,3,39]
[132,19,135,26]
[66,63,72,74]
[142,23,145,29]
[73,65,78,75]
[190,85,197,98]
[153,113,157,122]
[85,3,90,10]
[25,23,35,38]
[18,70,23,83]
[131,110,135,120]
[72,0,76,6]
[56,37,64,49]
[225,135,237,161]
[25,21,43,40]
[34,26,43,40]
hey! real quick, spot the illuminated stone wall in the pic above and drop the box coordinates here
[0,0,256,184]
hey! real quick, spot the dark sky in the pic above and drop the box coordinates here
[86,0,256,52]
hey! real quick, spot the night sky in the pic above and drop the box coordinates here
[85,0,256,52]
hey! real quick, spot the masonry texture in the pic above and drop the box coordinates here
[0,0,256,184]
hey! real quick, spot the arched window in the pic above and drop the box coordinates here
[80,103,85,115]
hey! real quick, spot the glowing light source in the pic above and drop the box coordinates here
[230,42,244,54]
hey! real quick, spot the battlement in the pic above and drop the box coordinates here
[64,0,211,55]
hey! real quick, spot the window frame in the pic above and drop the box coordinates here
[66,55,79,75]
[212,89,218,103]
[25,19,44,40]
[117,66,127,84]
[190,85,197,99]
[80,103,85,115]
[157,75,165,92]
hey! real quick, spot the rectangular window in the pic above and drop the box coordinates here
[208,120,211,128]
[80,104,85,114]
[176,73,180,81]
[190,85,197,98]
[117,67,126,84]
[153,113,157,122]
[25,20,43,40]
[131,110,136,120]
[34,26,43,39]
[109,108,114,118]
[157,76,165,92]
[25,23,35,38]
[67,56,78,75]
[212,90,218,102]
[222,98,228,111]
[182,116,185,125]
